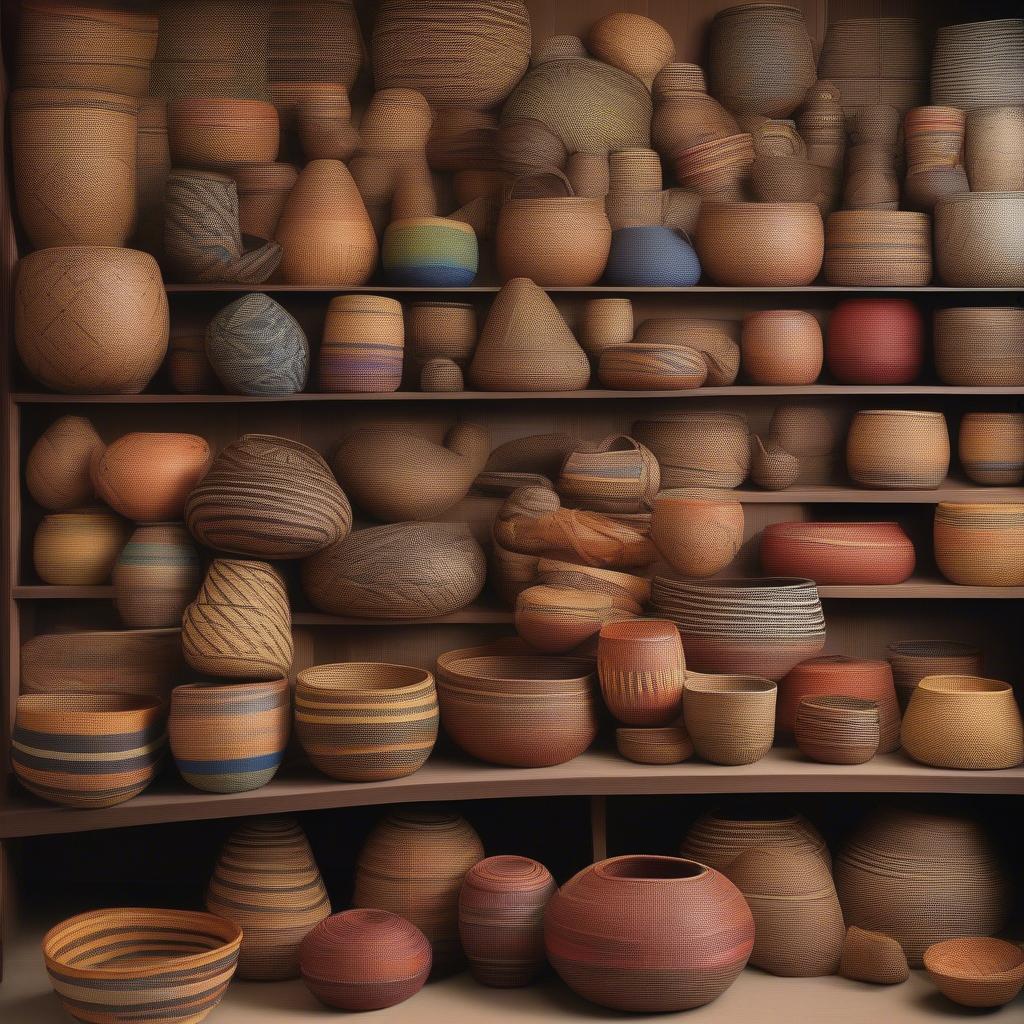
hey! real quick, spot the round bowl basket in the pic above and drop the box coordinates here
[933,501,1024,586]
[795,695,880,764]
[846,410,950,489]
[824,211,932,286]
[382,217,479,287]
[826,299,924,384]
[33,508,130,586]
[923,937,1024,1009]
[741,310,823,385]
[616,726,693,765]
[934,192,1024,287]
[682,673,778,765]
[958,412,1024,485]
[651,488,744,578]
[167,98,279,168]
[933,308,1024,386]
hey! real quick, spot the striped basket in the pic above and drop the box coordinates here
[319,295,404,393]
[382,217,479,286]
[846,410,950,489]
[13,693,165,808]
[887,639,984,711]
[295,663,438,781]
[169,677,290,792]
[957,412,1024,485]
[616,725,694,764]
[556,435,660,514]
[933,502,1024,586]
[43,907,241,1024]
[598,342,707,389]
[112,523,202,630]
[206,816,331,981]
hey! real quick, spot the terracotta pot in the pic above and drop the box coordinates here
[924,937,1024,1009]
[15,246,168,394]
[459,856,556,988]
[113,523,201,629]
[26,415,104,510]
[544,855,754,1011]
[300,910,431,1010]
[93,432,211,522]
[354,805,485,975]
[33,508,130,585]
[934,501,1024,586]
[651,488,744,577]
[597,619,686,726]
[206,816,331,981]
[683,673,777,765]
[957,412,1024,485]
[846,410,950,489]
[826,299,924,384]
[741,310,822,385]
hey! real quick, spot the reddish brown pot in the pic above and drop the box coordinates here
[459,855,556,987]
[779,655,901,752]
[759,521,916,585]
[299,909,431,1010]
[544,855,753,1011]
[826,299,924,384]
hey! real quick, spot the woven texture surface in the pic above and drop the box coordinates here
[113,523,202,629]
[839,926,910,985]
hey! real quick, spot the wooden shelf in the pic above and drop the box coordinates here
[2,748,1021,840]
[12,384,1024,403]
[5,916,1022,1024]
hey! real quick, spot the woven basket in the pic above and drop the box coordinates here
[965,106,1024,191]
[93,431,212,522]
[469,278,590,392]
[135,97,170,255]
[167,333,217,394]
[708,4,816,117]
[459,856,555,988]
[597,619,685,726]
[354,806,485,975]
[827,299,924,384]
[269,0,362,89]
[887,640,984,711]
[934,501,1024,586]
[10,86,138,248]
[207,816,331,981]
[616,726,693,765]
[514,585,615,654]
[170,677,289,793]
[651,489,744,578]
[839,926,910,985]
[901,674,1024,770]
[681,808,831,875]
[579,298,633,359]
[820,17,928,83]
[923,937,1024,1009]
[835,806,1011,966]
[556,435,659,514]
[295,663,438,781]
[113,523,201,629]
[300,910,431,1011]
[697,201,824,286]
[33,508,130,586]
[167,97,278,169]
[421,358,464,391]
[407,301,477,369]
[795,695,880,765]
[15,246,168,394]
[933,307,1024,386]
[231,162,298,241]
[603,227,702,287]
[749,436,800,490]
[935,192,1024,287]
[302,522,486,619]
[759,521,916,585]
[824,211,932,286]
[320,294,404,393]
[727,846,845,977]
[631,319,738,387]
[382,216,479,287]
[296,85,360,161]
[846,410,950,490]
[682,673,777,765]
[672,133,755,199]
[958,412,1024,485]
[633,411,750,489]
[587,12,673,89]
[544,855,753,1012]
[13,693,164,808]
[768,404,837,461]
[486,432,583,476]
[931,18,1024,110]
[182,559,294,680]
[750,155,838,215]
[26,414,103,510]
[537,559,650,614]
[186,434,351,558]
[652,63,739,155]
[741,310,822,385]
[427,107,499,170]
[598,342,706,390]
[43,907,240,1024]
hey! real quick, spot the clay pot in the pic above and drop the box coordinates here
[300,910,431,1010]
[93,432,211,522]
[826,299,924,384]
[26,415,103,510]
[958,412,1024,485]
[741,310,822,385]
[15,246,168,394]
[597,619,686,726]
[846,410,950,489]
[354,806,485,975]
[113,523,202,629]
[459,856,556,988]
[206,817,331,981]
[33,508,130,585]
[544,855,754,1011]
[682,673,777,765]
[275,159,377,285]
[651,488,744,577]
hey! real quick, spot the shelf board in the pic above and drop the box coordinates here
[12,383,1024,403]
[2,749,1021,840]
[5,918,1021,1024]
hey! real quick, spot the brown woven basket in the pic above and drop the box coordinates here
[933,501,1024,586]
[887,640,984,711]
[839,925,910,985]
[933,308,1024,386]
[824,211,933,286]
[846,410,950,490]
[682,673,777,765]
[934,192,1024,287]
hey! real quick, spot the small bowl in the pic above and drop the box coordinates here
[923,936,1024,1008]
[515,585,616,654]
[683,673,777,765]
[616,726,694,764]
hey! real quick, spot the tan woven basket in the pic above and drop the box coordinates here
[933,501,1024,586]
[839,926,910,985]
[933,308,1024,386]
[682,673,777,766]
[846,410,950,489]
[887,639,984,711]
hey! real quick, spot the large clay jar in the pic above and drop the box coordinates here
[182,559,293,680]
[597,619,686,725]
[300,910,431,1011]
[33,508,130,585]
[113,523,202,628]
[333,423,490,521]
[354,805,485,975]
[302,522,487,619]
[459,856,556,988]
[707,4,816,117]
[651,488,744,577]
[275,159,377,284]
[10,87,138,248]
[26,415,104,510]
[496,170,611,286]
[835,806,1011,966]
[15,247,168,394]
[92,432,211,522]
[727,847,845,977]
[827,299,924,384]
[206,816,331,981]
[186,435,351,558]
[779,655,901,752]
[544,855,754,1011]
